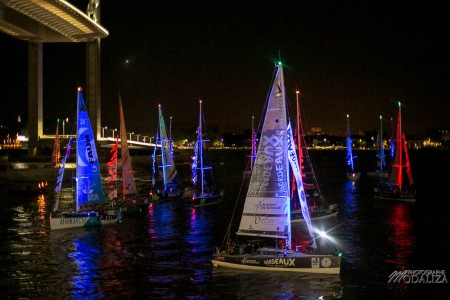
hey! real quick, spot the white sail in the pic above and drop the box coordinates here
[119,97,137,196]
[237,64,291,247]
[287,123,317,249]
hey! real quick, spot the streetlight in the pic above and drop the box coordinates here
[62,117,68,136]
[102,126,107,138]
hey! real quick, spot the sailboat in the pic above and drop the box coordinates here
[50,87,119,230]
[151,104,187,201]
[367,115,389,178]
[291,90,338,223]
[191,100,222,206]
[107,97,146,215]
[374,102,415,202]
[212,62,341,274]
[346,114,360,180]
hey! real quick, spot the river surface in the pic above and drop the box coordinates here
[0,149,448,299]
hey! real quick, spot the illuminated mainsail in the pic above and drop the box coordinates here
[237,64,293,245]
[75,89,106,209]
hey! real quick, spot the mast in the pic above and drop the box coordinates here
[279,62,291,249]
[75,87,80,213]
[346,114,354,172]
[169,116,173,155]
[296,91,303,173]
[390,117,395,159]
[52,119,60,168]
[397,102,403,190]
[247,116,257,171]
[378,115,385,172]
[158,104,167,189]
[199,100,204,195]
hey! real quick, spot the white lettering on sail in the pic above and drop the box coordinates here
[252,133,286,197]
[85,134,95,164]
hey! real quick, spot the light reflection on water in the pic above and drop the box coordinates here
[0,150,448,298]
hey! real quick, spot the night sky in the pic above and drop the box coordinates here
[1,1,449,137]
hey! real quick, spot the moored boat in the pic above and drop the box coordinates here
[151,104,192,202]
[367,115,389,178]
[374,102,415,202]
[50,88,119,230]
[346,114,361,180]
[191,100,222,207]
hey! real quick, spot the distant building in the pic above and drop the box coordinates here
[310,127,322,134]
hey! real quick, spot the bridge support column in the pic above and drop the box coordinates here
[86,38,101,141]
[27,42,43,157]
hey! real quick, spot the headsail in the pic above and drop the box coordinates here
[287,122,317,248]
[53,137,72,212]
[237,63,291,247]
[76,88,105,209]
[119,97,137,196]
[157,104,181,192]
[107,137,118,201]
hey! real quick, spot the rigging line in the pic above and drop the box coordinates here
[220,158,251,251]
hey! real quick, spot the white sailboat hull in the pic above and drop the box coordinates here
[212,252,340,275]
[50,212,101,230]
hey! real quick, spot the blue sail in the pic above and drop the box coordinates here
[346,135,354,171]
[76,89,105,208]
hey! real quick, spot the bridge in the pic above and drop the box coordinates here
[39,130,157,149]
[0,0,108,157]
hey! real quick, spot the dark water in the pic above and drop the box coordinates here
[0,149,448,299]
